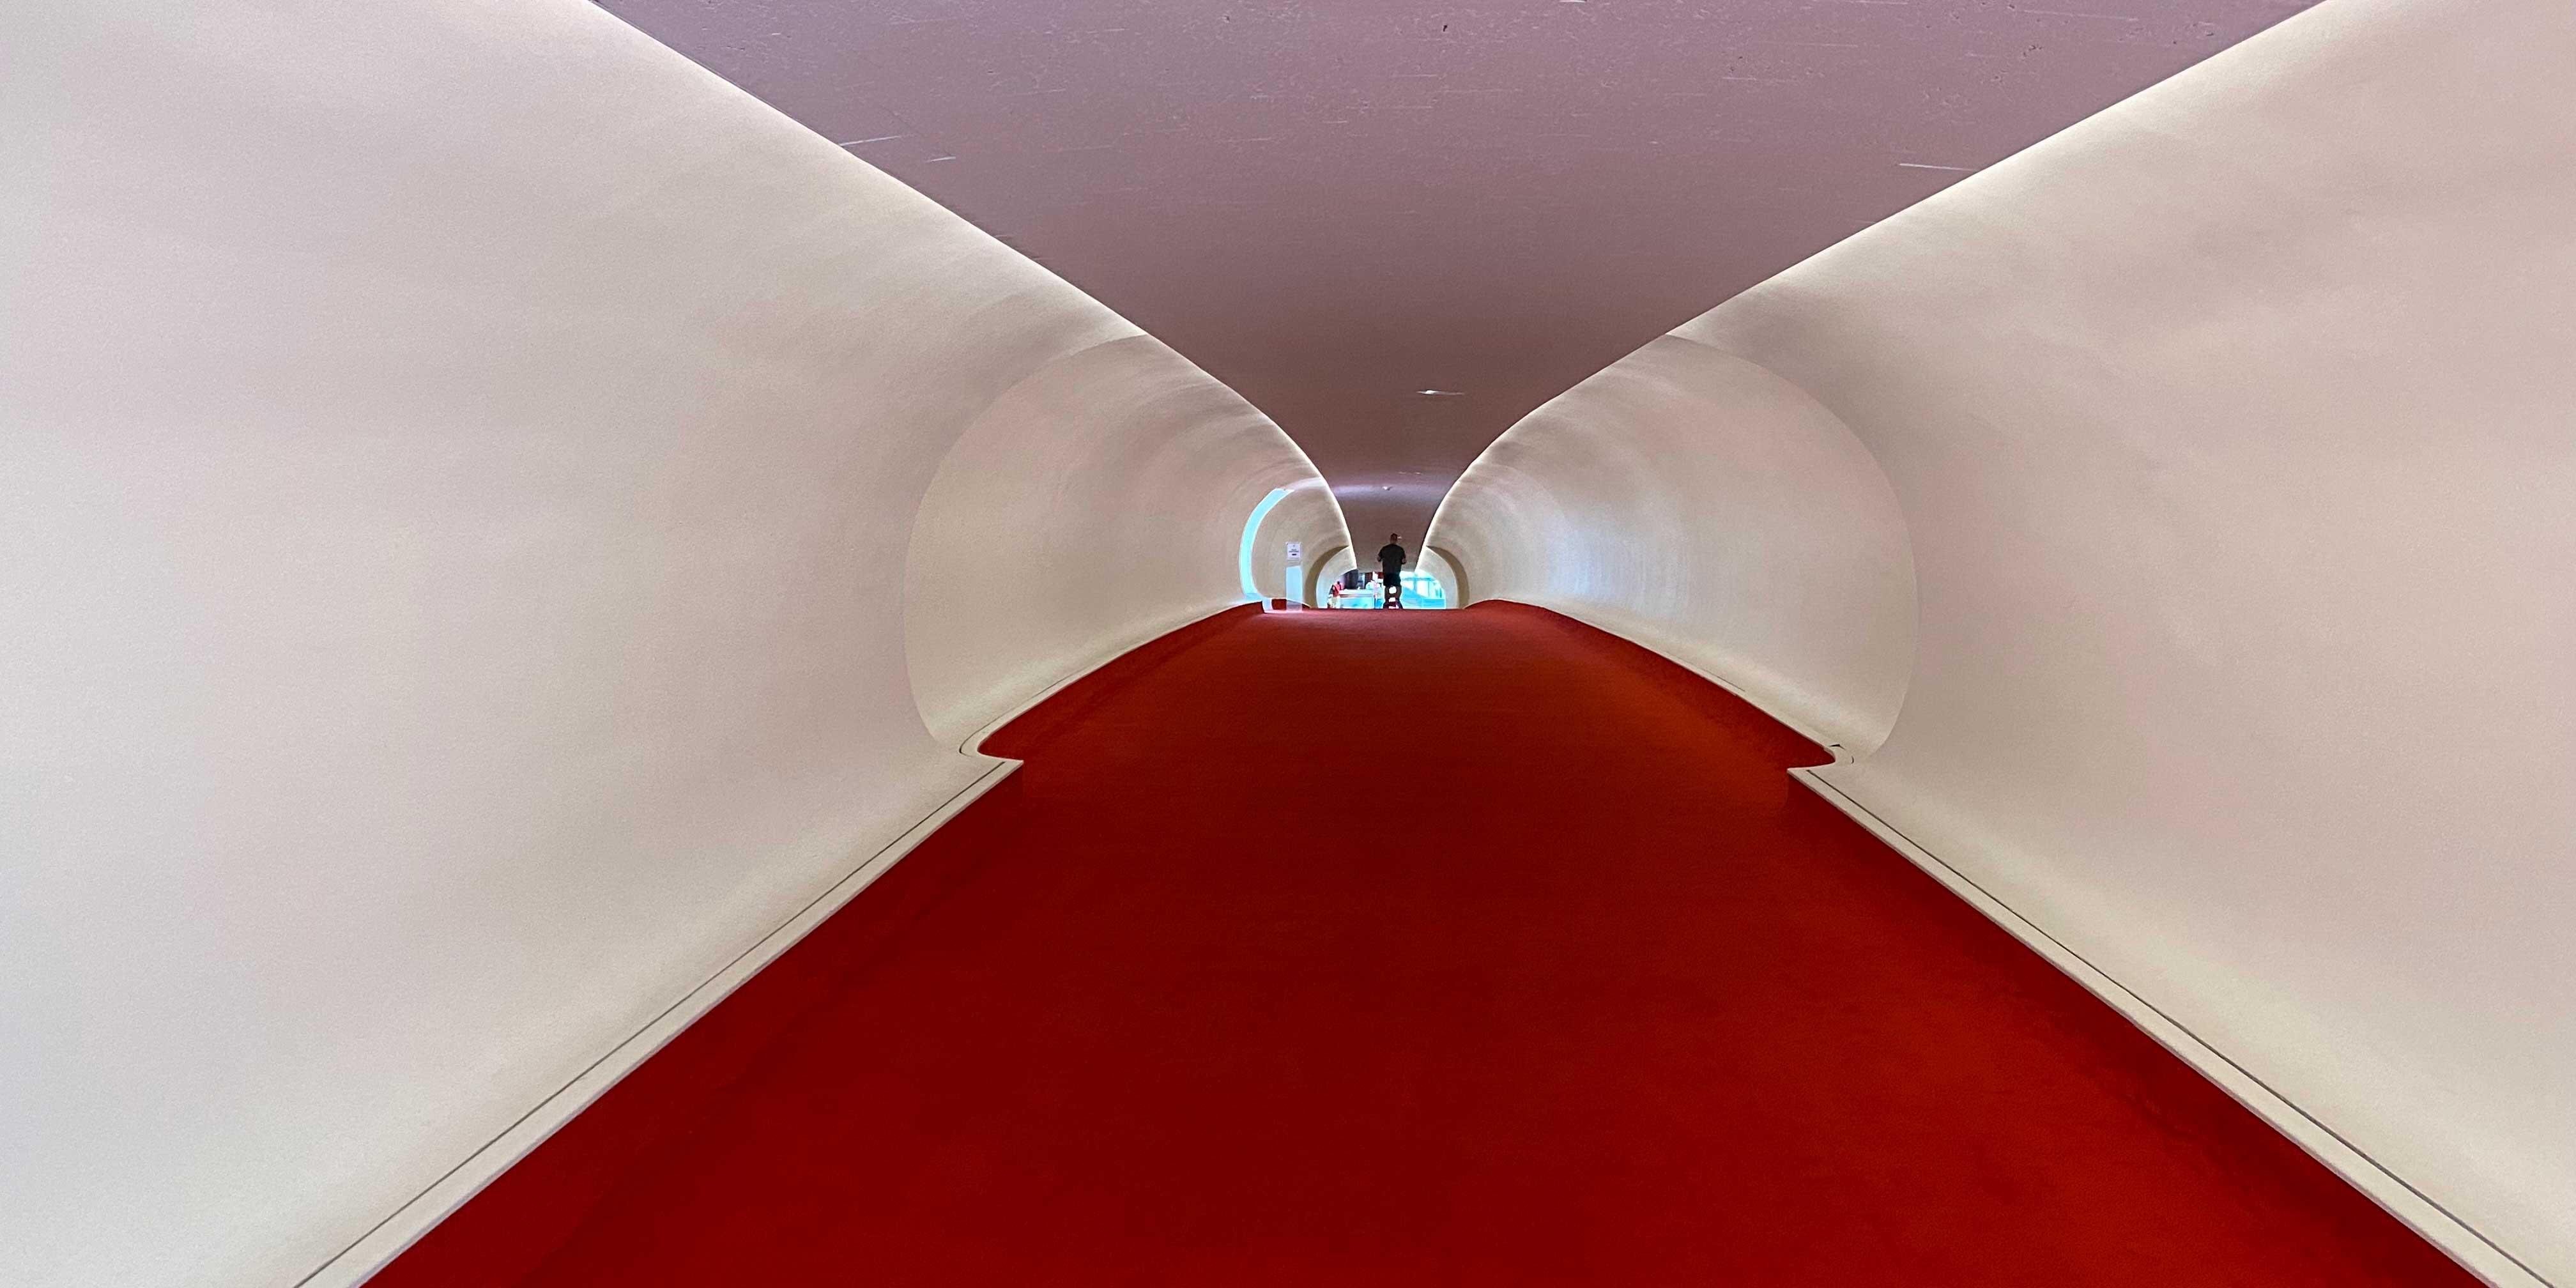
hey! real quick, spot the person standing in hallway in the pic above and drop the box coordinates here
[1378,533,1408,608]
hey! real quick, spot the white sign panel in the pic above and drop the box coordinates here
[1285,540,1303,560]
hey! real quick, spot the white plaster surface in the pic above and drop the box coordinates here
[1431,336,1915,751]
[0,3,1336,1285]
[906,334,1342,747]
[1438,0,2576,1277]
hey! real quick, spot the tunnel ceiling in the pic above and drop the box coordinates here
[601,0,2318,542]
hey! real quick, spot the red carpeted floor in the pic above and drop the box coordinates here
[375,604,2474,1286]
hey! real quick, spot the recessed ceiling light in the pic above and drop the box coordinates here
[1415,388,1465,397]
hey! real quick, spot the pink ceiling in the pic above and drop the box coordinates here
[601,0,2318,542]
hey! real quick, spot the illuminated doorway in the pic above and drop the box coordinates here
[1322,569,1448,609]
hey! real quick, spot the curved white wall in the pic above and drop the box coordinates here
[1252,483,1349,608]
[1310,546,1358,606]
[1431,335,1915,750]
[1434,0,2576,1278]
[1414,546,1464,608]
[1425,546,1472,605]
[0,3,1339,1285]
[906,335,1342,746]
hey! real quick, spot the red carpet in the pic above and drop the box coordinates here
[376,604,2473,1286]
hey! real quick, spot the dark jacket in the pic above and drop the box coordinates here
[1376,543,1407,577]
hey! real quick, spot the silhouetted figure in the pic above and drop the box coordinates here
[1377,533,1407,608]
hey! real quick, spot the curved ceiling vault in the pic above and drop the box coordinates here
[605,0,2320,541]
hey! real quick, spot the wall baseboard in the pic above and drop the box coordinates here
[291,756,1015,1288]
[296,604,1262,1288]
[953,600,1250,757]
[1791,768,2551,1288]
[1464,597,1857,763]
[296,602,2540,1287]
[1478,594,2542,1285]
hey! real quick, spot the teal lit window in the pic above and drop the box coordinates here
[1325,569,1448,609]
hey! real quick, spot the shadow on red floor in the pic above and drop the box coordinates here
[374,603,2474,1286]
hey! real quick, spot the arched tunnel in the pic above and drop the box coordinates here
[4,2,2570,1285]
